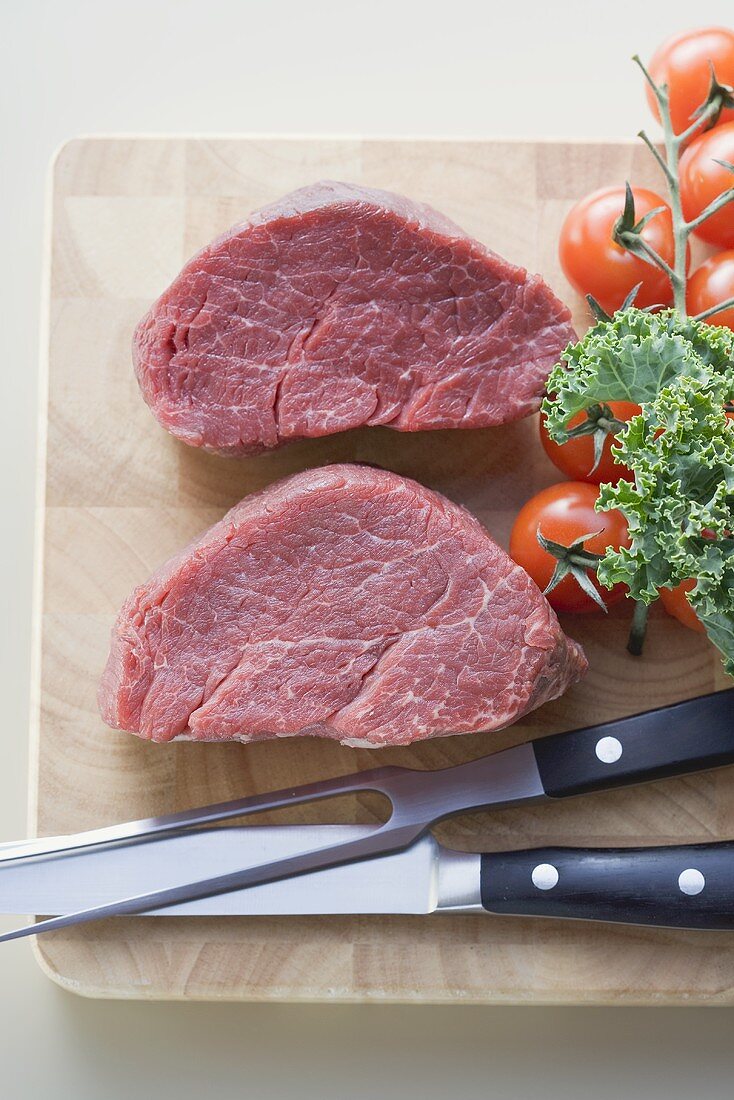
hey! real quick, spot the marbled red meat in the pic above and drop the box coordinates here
[99,465,587,747]
[134,182,575,455]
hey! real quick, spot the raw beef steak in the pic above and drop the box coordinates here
[99,465,587,747]
[133,182,575,455]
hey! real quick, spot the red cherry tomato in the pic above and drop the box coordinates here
[687,251,734,328]
[539,402,642,485]
[659,579,706,633]
[647,26,734,135]
[559,186,682,315]
[680,121,734,248]
[509,482,630,614]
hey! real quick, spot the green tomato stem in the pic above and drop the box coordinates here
[676,101,720,146]
[633,236,677,281]
[632,55,725,317]
[686,188,734,231]
[637,130,675,184]
[660,96,688,314]
[693,295,734,322]
[627,599,650,657]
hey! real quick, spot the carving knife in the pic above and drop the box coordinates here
[2,688,734,940]
[1,825,734,929]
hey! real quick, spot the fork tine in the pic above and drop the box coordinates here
[0,765,405,865]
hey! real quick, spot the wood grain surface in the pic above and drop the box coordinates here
[32,136,733,1002]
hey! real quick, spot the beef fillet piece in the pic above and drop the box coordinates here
[134,182,575,455]
[99,465,587,747]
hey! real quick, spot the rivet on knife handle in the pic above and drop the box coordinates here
[532,689,734,799]
[480,841,734,930]
[1,690,733,942]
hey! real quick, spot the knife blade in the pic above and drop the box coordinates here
[0,826,480,916]
[3,826,734,929]
[3,687,734,941]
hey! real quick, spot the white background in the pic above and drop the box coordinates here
[2,1,734,1096]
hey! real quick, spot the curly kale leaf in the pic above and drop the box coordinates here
[542,308,734,442]
[543,306,734,674]
[596,374,734,674]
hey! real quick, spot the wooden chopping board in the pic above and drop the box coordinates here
[32,136,733,1003]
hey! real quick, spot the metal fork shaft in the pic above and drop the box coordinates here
[0,765,402,865]
[0,821,424,943]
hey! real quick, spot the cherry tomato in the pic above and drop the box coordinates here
[539,402,642,485]
[647,27,734,135]
[509,482,630,614]
[559,186,681,315]
[680,121,734,248]
[687,251,734,328]
[659,579,706,633]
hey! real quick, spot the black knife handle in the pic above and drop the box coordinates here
[532,688,734,799]
[480,842,734,929]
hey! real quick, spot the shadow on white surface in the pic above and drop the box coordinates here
[29,978,734,1099]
